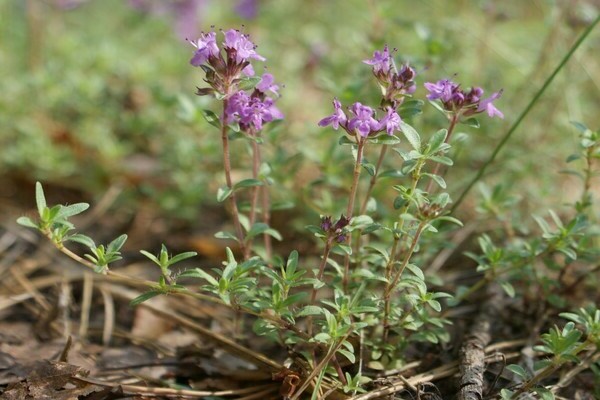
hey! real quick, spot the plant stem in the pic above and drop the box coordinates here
[425,114,458,194]
[307,240,333,337]
[221,99,247,258]
[246,136,261,259]
[381,161,425,343]
[359,145,388,215]
[452,14,600,212]
[343,137,366,293]
[381,221,426,342]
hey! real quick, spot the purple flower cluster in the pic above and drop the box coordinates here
[424,79,503,119]
[189,29,265,95]
[225,74,283,131]
[190,29,283,132]
[363,45,417,108]
[319,100,401,138]
[320,215,350,243]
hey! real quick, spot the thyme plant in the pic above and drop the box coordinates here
[18,27,512,396]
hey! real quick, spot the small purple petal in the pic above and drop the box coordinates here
[424,79,457,102]
[379,108,401,135]
[189,31,219,66]
[256,73,279,95]
[477,90,504,119]
[318,98,347,130]
[363,45,391,74]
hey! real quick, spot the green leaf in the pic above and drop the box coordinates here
[570,121,588,133]
[130,291,161,306]
[423,173,446,189]
[362,162,376,176]
[57,203,90,219]
[296,306,322,317]
[179,268,219,286]
[17,216,38,229]
[107,234,128,253]
[233,179,264,190]
[337,349,356,364]
[461,117,480,128]
[506,364,529,379]
[67,234,96,249]
[246,223,282,241]
[214,231,239,242]
[168,251,197,266]
[429,155,453,166]
[140,250,161,266]
[533,387,555,400]
[201,109,221,129]
[500,281,516,298]
[400,121,421,150]
[338,136,355,146]
[35,182,47,218]
[378,169,403,179]
[428,129,448,152]
[237,76,261,90]
[217,186,233,202]
[367,134,401,145]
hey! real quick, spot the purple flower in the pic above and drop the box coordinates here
[256,73,279,96]
[348,102,379,137]
[477,90,504,118]
[242,64,255,76]
[227,91,283,131]
[235,0,258,19]
[379,108,401,135]
[318,99,347,130]
[364,45,392,74]
[424,79,458,102]
[189,31,219,66]
[223,29,265,63]
[320,216,333,231]
[225,90,250,123]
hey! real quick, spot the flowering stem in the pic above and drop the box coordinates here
[425,114,459,194]
[221,99,248,258]
[382,221,426,343]
[359,145,388,215]
[343,137,367,293]
[261,184,273,260]
[246,136,261,259]
[307,240,333,337]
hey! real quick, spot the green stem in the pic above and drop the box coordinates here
[452,15,600,212]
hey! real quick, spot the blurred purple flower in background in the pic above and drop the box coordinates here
[235,0,259,19]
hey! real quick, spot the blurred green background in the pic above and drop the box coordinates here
[1,0,598,228]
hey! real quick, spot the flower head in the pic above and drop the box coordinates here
[425,79,503,119]
[379,107,401,135]
[424,79,458,102]
[348,102,379,137]
[189,31,220,66]
[318,99,347,130]
[320,215,350,243]
[226,90,283,131]
[477,90,504,118]
[363,45,392,74]
[256,73,279,96]
[223,29,265,63]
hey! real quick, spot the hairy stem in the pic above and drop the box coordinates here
[221,99,248,258]
[343,137,367,293]
[246,136,261,258]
